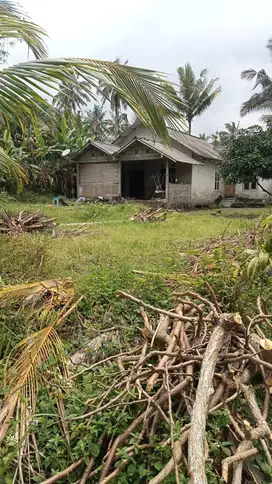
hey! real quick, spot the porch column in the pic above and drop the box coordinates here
[118,161,122,197]
[165,159,169,202]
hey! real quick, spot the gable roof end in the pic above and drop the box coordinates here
[73,141,119,160]
[116,137,203,165]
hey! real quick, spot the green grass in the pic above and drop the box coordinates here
[0,200,270,325]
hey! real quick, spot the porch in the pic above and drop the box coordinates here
[120,158,192,203]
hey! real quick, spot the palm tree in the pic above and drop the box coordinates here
[0,3,180,187]
[106,112,129,138]
[241,40,272,116]
[212,121,240,147]
[85,104,108,139]
[198,133,211,141]
[52,76,91,115]
[174,63,221,134]
[98,57,128,137]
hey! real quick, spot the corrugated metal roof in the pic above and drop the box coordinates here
[117,137,203,165]
[91,141,119,154]
[168,129,219,160]
[73,140,119,159]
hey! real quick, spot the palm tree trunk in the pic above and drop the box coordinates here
[115,105,119,137]
[188,118,192,135]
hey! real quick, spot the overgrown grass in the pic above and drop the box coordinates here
[0,200,268,330]
[1,200,271,483]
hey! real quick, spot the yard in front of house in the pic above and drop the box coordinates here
[1,200,272,483]
[0,201,268,316]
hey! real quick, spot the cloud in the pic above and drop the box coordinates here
[9,0,272,135]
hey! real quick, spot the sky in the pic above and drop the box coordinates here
[9,0,272,136]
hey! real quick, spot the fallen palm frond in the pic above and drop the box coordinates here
[0,210,56,235]
[130,207,167,222]
[0,296,81,456]
[0,278,75,311]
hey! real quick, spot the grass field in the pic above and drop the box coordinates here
[0,200,270,328]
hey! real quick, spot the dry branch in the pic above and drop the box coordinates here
[188,313,244,484]
[0,210,56,235]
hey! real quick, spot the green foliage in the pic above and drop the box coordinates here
[244,214,272,278]
[220,125,272,188]
[171,63,221,133]
[212,121,240,147]
[0,201,272,482]
[240,39,272,116]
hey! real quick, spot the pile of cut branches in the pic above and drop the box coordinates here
[130,207,167,222]
[58,287,272,484]
[0,209,56,234]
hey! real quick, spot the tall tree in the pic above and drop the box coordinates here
[98,57,128,137]
[106,112,129,138]
[52,76,91,115]
[85,104,108,140]
[174,63,221,134]
[241,40,272,116]
[212,121,240,147]
[0,3,181,188]
[198,133,211,141]
[220,125,272,196]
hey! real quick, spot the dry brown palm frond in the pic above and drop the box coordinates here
[0,297,81,447]
[0,278,75,311]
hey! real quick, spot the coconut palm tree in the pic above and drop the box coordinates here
[198,133,211,141]
[212,121,240,147]
[98,57,129,137]
[0,3,180,187]
[85,104,108,139]
[52,76,92,115]
[106,112,129,138]
[174,63,221,134]
[241,40,272,116]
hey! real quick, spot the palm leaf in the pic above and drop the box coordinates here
[192,85,221,117]
[0,0,48,59]
[0,278,75,311]
[0,146,27,189]
[0,59,181,143]
[0,298,81,445]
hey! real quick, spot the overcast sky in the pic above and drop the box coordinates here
[9,0,272,136]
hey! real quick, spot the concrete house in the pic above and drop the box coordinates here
[73,121,222,204]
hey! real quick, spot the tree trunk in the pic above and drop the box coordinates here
[115,105,119,138]
[188,118,192,135]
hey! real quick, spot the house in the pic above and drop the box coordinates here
[73,121,222,204]
[224,180,272,201]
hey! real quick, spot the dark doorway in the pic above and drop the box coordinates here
[129,169,145,198]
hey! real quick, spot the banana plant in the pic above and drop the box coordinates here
[244,215,272,279]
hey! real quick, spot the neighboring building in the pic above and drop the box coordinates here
[73,121,222,204]
[224,180,272,200]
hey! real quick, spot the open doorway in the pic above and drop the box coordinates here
[129,169,145,198]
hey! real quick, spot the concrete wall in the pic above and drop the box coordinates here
[235,180,272,199]
[78,162,120,198]
[169,183,191,202]
[191,160,218,202]
[76,146,112,163]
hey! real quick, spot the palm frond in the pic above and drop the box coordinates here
[0,278,75,311]
[0,297,81,444]
[0,59,181,143]
[241,69,258,81]
[0,0,48,59]
[240,93,272,116]
[192,85,221,118]
[267,38,272,58]
[0,145,27,186]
